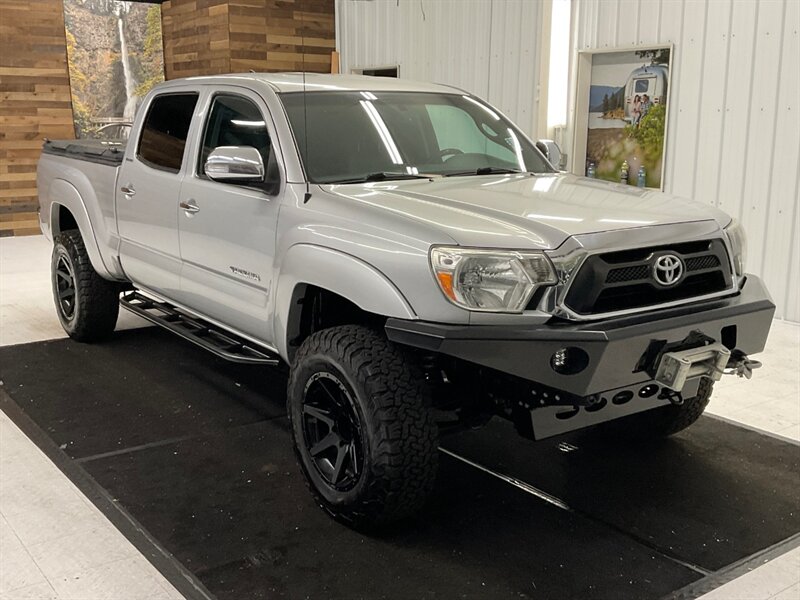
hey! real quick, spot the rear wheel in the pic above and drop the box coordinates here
[287,325,438,528]
[51,230,120,342]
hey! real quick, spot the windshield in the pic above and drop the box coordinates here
[279,91,553,183]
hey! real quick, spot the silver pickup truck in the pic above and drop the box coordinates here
[37,73,774,527]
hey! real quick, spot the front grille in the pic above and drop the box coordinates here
[563,238,733,315]
[606,253,721,284]
[685,254,721,271]
[606,265,650,283]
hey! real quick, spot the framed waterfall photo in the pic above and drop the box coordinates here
[571,45,673,190]
[63,0,165,139]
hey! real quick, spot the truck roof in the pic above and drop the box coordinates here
[157,72,462,95]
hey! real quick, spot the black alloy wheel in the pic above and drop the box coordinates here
[301,371,364,491]
[50,230,120,342]
[54,252,77,321]
[287,325,439,527]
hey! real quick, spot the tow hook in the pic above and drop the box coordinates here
[725,349,763,379]
[658,388,684,406]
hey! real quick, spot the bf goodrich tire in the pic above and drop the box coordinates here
[51,230,119,342]
[599,377,714,439]
[287,325,439,528]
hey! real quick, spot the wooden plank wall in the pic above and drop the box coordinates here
[161,0,335,78]
[161,0,232,79]
[0,0,74,237]
[0,0,334,237]
[228,0,334,73]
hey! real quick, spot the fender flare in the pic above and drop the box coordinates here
[273,244,416,361]
[48,179,114,279]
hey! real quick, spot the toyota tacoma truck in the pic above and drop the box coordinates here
[37,73,774,527]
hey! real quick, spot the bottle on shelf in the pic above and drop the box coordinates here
[637,165,646,188]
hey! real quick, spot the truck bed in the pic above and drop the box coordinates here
[42,139,125,167]
[37,139,123,268]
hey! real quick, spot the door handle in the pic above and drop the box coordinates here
[120,184,135,197]
[179,200,200,214]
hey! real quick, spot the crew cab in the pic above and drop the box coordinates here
[37,74,774,527]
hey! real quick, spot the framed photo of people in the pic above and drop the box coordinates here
[571,45,673,190]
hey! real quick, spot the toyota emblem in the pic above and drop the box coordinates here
[653,254,684,286]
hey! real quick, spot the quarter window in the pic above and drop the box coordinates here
[137,93,198,172]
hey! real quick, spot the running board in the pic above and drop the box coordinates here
[120,291,280,366]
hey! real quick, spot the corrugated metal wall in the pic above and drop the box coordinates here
[570,0,800,321]
[338,0,799,322]
[336,0,546,137]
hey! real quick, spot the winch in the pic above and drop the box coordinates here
[654,343,762,391]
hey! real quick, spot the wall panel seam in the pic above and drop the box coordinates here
[783,137,800,318]
[758,0,789,281]
[665,0,686,191]
[712,0,735,211]
[735,3,762,224]
[688,0,710,201]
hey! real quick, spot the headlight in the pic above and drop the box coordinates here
[724,219,747,280]
[430,247,557,312]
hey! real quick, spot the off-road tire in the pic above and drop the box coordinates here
[600,377,714,439]
[51,230,119,342]
[287,325,439,528]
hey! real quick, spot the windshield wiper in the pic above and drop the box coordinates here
[443,166,524,177]
[326,171,432,184]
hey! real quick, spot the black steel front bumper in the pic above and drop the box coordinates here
[385,276,775,397]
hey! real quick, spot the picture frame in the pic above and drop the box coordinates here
[570,44,674,191]
[63,0,165,139]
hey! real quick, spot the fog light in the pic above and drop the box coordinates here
[549,347,589,375]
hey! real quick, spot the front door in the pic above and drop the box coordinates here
[176,90,283,344]
[117,91,199,298]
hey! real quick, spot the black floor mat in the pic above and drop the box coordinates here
[445,417,800,572]
[1,328,798,600]
[0,328,286,459]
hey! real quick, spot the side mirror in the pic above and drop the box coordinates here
[536,139,565,170]
[205,146,265,183]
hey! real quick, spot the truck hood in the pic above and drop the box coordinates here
[325,173,730,250]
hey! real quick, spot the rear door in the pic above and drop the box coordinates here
[175,88,284,344]
[117,90,199,298]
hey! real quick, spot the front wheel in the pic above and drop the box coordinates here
[51,230,120,342]
[287,325,439,528]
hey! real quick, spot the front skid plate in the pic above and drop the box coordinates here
[529,378,701,440]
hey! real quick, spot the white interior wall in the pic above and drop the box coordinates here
[335,0,547,138]
[569,0,800,321]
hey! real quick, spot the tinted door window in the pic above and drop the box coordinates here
[200,95,273,178]
[137,93,198,172]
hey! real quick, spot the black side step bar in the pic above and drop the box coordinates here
[120,291,280,366]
